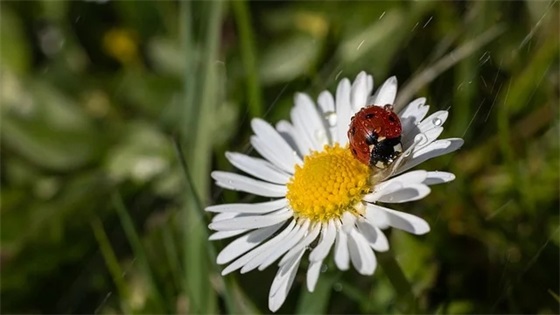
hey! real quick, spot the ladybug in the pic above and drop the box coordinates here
[348,104,403,169]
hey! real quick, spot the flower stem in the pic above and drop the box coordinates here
[377,251,418,314]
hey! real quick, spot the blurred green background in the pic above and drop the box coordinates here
[1,0,558,314]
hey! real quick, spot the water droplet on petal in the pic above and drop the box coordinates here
[324,111,337,127]
[321,264,328,273]
[432,118,442,126]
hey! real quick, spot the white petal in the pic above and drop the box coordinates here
[340,211,357,233]
[377,183,431,203]
[318,90,335,113]
[363,181,403,203]
[306,260,323,292]
[209,209,292,231]
[350,71,372,112]
[206,198,288,214]
[418,110,449,134]
[251,118,302,172]
[376,170,428,191]
[398,138,464,174]
[309,220,336,262]
[399,97,429,122]
[370,76,397,106]
[401,110,448,150]
[334,229,350,270]
[347,228,377,275]
[211,211,238,222]
[335,78,352,146]
[221,220,296,275]
[424,171,456,185]
[276,120,308,157]
[268,249,304,312]
[363,203,390,229]
[226,152,291,184]
[293,93,328,150]
[366,74,374,95]
[367,204,430,235]
[356,219,389,252]
[216,222,284,264]
[209,229,249,240]
[399,98,430,141]
[279,222,321,266]
[212,171,287,197]
[318,91,338,143]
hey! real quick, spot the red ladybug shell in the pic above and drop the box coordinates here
[348,105,403,167]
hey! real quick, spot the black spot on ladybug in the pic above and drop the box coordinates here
[352,148,357,155]
[365,113,376,119]
[350,127,356,135]
[388,116,396,122]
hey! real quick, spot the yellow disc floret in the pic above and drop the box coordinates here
[286,144,372,222]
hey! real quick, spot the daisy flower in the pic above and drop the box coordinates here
[206,72,463,312]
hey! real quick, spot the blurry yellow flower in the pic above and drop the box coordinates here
[103,28,139,65]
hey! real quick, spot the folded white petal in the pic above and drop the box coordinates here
[335,78,352,146]
[418,110,449,133]
[399,97,429,122]
[212,171,287,197]
[225,152,291,184]
[205,198,288,214]
[348,228,377,275]
[334,228,350,270]
[356,218,389,252]
[309,220,336,262]
[398,138,464,174]
[400,98,430,144]
[377,183,431,203]
[209,208,291,231]
[306,260,323,292]
[216,222,284,264]
[376,170,428,191]
[424,171,456,185]
[367,204,430,235]
[268,249,305,312]
[221,220,296,275]
[370,76,397,106]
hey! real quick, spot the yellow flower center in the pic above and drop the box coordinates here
[286,144,372,222]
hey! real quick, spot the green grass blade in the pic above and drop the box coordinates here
[180,0,224,313]
[232,0,263,118]
[113,193,167,312]
[90,217,132,314]
[377,251,418,314]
